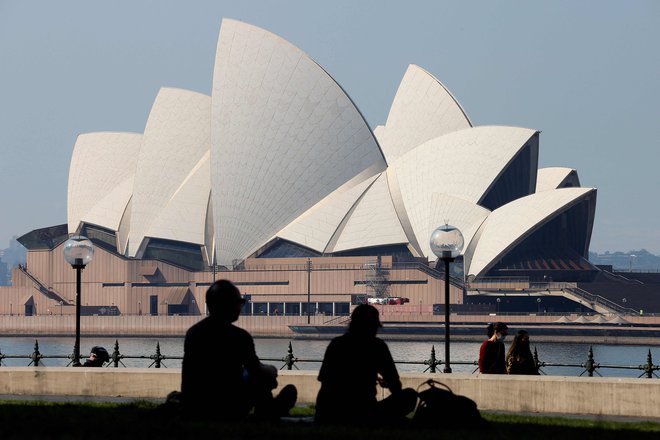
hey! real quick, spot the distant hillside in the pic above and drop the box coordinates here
[589,249,660,272]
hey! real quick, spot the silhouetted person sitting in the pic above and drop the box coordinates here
[181,279,296,421]
[315,304,417,426]
[82,346,109,367]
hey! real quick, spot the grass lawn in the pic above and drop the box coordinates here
[0,400,658,440]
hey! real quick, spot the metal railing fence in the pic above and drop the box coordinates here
[1,339,657,378]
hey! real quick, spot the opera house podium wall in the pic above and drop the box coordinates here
[0,242,465,320]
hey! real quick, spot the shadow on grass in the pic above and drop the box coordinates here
[0,401,657,440]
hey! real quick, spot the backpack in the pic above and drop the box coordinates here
[413,379,487,429]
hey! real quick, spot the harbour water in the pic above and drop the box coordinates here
[0,336,657,378]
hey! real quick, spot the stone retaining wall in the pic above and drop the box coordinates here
[1,368,658,419]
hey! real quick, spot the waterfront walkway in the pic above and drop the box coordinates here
[2,314,659,343]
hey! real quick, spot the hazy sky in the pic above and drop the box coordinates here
[1,1,658,254]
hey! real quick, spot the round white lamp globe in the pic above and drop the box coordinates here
[63,236,94,267]
[430,224,464,259]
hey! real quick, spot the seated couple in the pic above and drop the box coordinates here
[181,280,416,425]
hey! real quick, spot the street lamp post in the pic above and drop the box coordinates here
[430,224,464,374]
[306,258,312,324]
[537,297,542,314]
[63,236,94,367]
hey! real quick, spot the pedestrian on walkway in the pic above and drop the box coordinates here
[506,330,539,375]
[478,322,508,374]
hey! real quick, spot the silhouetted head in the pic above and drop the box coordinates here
[507,330,531,358]
[90,346,109,363]
[348,304,382,336]
[513,330,530,347]
[206,279,245,322]
[493,322,509,341]
[486,323,495,338]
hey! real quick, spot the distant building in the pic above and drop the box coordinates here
[1,237,27,268]
[1,19,615,318]
[0,258,9,286]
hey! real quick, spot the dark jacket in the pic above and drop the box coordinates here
[506,351,539,375]
[181,316,260,419]
[316,332,401,423]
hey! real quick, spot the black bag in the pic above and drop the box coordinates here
[413,379,487,429]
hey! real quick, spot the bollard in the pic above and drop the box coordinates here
[424,345,441,373]
[30,340,42,367]
[281,341,298,370]
[111,340,121,368]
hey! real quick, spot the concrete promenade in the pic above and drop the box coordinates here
[2,314,660,344]
[0,368,658,420]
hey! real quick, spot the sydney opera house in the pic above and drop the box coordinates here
[1,19,614,320]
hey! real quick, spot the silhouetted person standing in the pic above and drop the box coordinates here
[181,279,296,421]
[506,330,539,375]
[315,304,417,425]
[478,322,508,374]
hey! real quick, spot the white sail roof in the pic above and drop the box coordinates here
[377,64,472,162]
[466,187,596,278]
[128,87,211,256]
[145,152,211,247]
[211,19,386,266]
[67,132,142,236]
[536,167,580,192]
[276,174,379,253]
[330,172,408,253]
[388,125,538,256]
